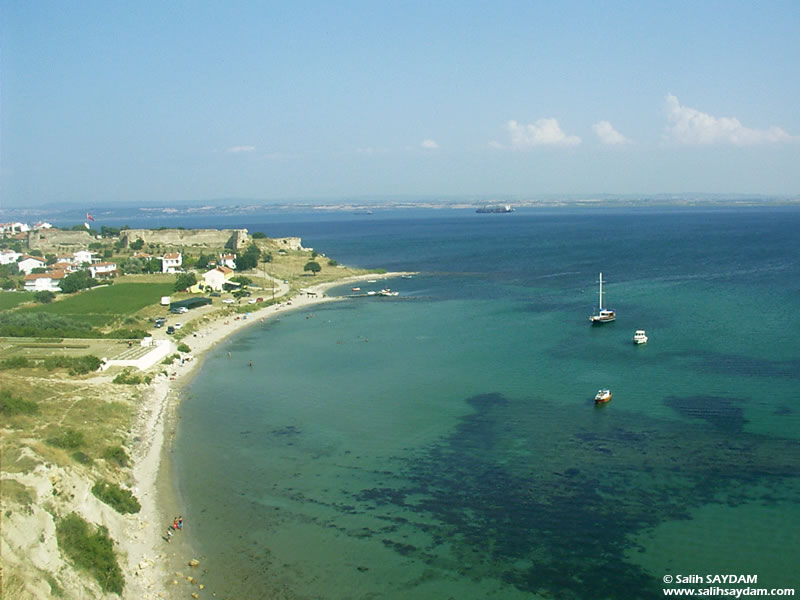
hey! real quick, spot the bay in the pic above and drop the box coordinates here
[173,207,800,599]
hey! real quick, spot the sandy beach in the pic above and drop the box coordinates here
[120,272,412,599]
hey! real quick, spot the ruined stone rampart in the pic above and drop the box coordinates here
[27,229,94,250]
[272,237,304,251]
[121,229,250,250]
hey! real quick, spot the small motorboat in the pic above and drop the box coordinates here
[594,389,612,404]
[352,287,361,291]
[633,330,648,344]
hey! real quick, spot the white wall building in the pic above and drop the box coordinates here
[202,266,234,291]
[89,262,118,278]
[17,256,47,274]
[73,250,97,264]
[0,250,22,265]
[24,271,65,292]
[161,252,182,273]
[219,253,237,269]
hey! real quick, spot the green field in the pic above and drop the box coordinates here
[19,282,175,327]
[0,292,34,311]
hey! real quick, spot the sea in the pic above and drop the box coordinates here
[154,206,799,599]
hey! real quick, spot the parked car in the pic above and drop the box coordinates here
[170,306,189,314]
[173,323,182,330]
[222,298,235,304]
[256,297,264,302]
[210,292,221,297]
[154,321,164,328]
[166,326,175,334]
[248,298,257,304]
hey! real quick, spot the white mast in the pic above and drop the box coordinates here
[598,272,604,311]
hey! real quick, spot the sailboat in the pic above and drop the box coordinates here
[589,272,616,324]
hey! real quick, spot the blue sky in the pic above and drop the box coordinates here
[2,1,799,207]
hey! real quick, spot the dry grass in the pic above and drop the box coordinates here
[1,372,137,477]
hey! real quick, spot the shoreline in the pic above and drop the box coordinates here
[121,272,414,599]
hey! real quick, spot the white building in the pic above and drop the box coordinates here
[0,250,22,265]
[73,250,97,264]
[17,255,47,275]
[202,266,234,291]
[0,222,30,234]
[219,253,237,269]
[161,252,182,273]
[89,262,118,279]
[24,271,65,292]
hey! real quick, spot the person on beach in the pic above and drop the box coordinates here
[173,517,179,530]
[165,528,173,542]
[177,516,183,530]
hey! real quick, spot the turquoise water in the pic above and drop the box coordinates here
[174,208,800,599]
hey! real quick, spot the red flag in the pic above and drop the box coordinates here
[86,213,95,222]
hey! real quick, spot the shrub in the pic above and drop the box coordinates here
[47,429,85,450]
[41,355,103,375]
[34,290,56,304]
[1,356,32,369]
[0,390,39,416]
[176,343,191,353]
[162,354,179,365]
[56,513,124,594]
[102,446,129,468]
[112,370,142,385]
[91,480,141,514]
[72,451,93,465]
[327,259,338,267]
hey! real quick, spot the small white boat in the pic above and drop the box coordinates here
[351,287,361,291]
[589,272,616,324]
[633,330,648,344]
[378,289,399,297]
[594,389,612,404]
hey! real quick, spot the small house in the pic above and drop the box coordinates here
[202,266,234,291]
[161,252,182,273]
[24,270,65,292]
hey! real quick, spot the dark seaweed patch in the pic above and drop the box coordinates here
[346,392,800,599]
[664,395,747,431]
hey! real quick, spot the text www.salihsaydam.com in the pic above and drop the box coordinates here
[663,588,795,597]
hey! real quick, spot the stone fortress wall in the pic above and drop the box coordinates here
[120,229,250,250]
[27,229,94,250]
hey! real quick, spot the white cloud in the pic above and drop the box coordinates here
[420,139,439,149]
[226,145,256,153]
[592,120,631,145]
[504,119,581,148]
[664,95,796,146]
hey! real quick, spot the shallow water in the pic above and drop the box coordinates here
[174,208,800,598]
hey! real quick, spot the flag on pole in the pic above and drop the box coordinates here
[86,213,95,222]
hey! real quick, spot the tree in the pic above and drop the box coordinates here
[230,275,251,286]
[143,258,161,274]
[252,232,267,239]
[129,238,145,251]
[304,261,321,275]
[327,259,338,267]
[236,243,261,271]
[60,270,97,293]
[34,290,56,303]
[122,258,143,274]
[174,272,197,292]
[195,252,212,270]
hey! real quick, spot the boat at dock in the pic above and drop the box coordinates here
[594,389,612,404]
[589,272,616,324]
[633,330,648,344]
